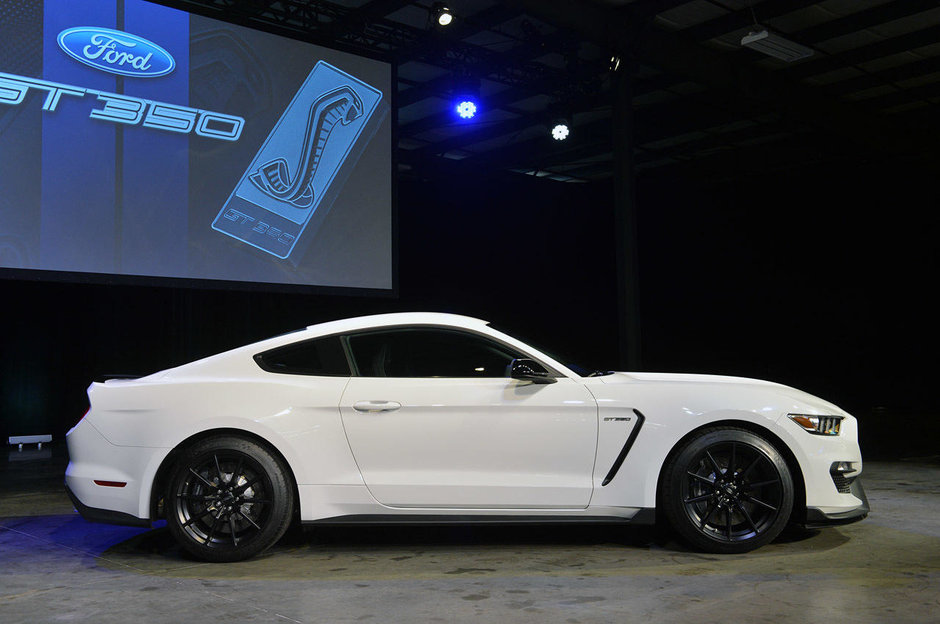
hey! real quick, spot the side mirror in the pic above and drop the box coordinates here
[510,358,557,384]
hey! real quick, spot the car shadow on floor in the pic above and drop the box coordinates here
[100,518,840,571]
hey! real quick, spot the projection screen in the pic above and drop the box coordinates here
[0,0,393,290]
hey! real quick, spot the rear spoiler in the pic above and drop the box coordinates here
[94,374,144,383]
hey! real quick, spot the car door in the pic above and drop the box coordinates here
[338,327,598,509]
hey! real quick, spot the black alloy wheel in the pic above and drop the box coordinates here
[661,427,794,553]
[166,436,294,562]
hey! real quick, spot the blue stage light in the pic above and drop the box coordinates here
[455,99,477,119]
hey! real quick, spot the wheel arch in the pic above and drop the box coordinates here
[655,419,807,523]
[149,428,301,522]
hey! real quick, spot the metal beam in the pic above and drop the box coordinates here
[399,70,681,142]
[635,118,798,165]
[636,131,864,180]
[784,24,940,81]
[855,81,940,112]
[683,0,818,43]
[795,0,939,45]
[394,3,525,63]
[396,29,568,108]
[824,56,940,97]
[409,115,534,158]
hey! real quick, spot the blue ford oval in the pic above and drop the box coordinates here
[57,27,175,78]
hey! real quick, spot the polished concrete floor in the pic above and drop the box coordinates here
[1,445,937,623]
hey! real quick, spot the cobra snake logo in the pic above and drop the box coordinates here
[249,86,364,208]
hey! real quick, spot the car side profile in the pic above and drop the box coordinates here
[65,312,868,561]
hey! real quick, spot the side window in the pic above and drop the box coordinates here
[254,336,350,376]
[347,328,525,378]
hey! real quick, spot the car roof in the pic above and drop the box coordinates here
[304,312,490,337]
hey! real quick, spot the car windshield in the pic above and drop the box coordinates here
[486,322,612,377]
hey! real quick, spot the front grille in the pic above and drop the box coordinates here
[830,471,856,494]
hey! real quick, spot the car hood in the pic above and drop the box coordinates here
[598,372,849,416]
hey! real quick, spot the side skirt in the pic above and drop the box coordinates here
[303,509,656,527]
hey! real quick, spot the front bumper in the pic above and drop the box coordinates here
[803,478,870,527]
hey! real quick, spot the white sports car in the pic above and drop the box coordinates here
[66,312,868,562]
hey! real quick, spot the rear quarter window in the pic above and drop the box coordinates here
[254,336,350,376]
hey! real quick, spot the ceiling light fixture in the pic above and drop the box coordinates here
[431,3,454,27]
[550,120,570,141]
[741,29,813,63]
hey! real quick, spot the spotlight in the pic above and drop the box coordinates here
[455,99,477,119]
[609,54,621,72]
[551,121,570,141]
[431,3,454,27]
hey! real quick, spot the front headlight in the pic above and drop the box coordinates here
[788,413,843,436]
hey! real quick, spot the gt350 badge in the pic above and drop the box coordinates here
[0,72,243,141]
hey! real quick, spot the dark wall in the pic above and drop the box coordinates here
[2,158,935,459]
[635,158,939,459]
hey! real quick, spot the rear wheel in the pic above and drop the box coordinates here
[165,436,294,562]
[661,427,794,553]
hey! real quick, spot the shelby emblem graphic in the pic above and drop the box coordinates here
[213,61,383,259]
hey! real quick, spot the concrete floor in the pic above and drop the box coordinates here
[1,445,938,623]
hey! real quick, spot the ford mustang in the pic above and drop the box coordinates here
[65,312,868,561]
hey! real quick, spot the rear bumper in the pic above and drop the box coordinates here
[65,417,167,522]
[65,481,151,528]
[804,478,870,527]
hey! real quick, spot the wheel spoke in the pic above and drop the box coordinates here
[206,515,221,544]
[188,468,216,490]
[745,478,780,490]
[699,502,717,529]
[704,450,723,476]
[740,455,763,479]
[229,516,239,547]
[237,510,262,531]
[743,493,777,511]
[684,493,713,504]
[214,454,224,483]
[232,456,244,485]
[725,507,733,540]
[176,494,212,502]
[729,442,737,476]
[180,506,216,528]
[242,498,271,505]
[687,471,715,485]
[234,474,262,494]
[735,501,759,534]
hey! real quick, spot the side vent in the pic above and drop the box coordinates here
[601,409,646,486]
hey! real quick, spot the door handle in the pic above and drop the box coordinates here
[353,400,402,413]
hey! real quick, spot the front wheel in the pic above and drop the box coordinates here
[661,427,794,553]
[165,436,294,562]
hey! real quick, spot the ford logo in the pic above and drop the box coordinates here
[57,27,175,78]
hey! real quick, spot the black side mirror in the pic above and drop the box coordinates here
[510,358,557,384]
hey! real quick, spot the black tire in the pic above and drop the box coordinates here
[165,435,294,562]
[661,427,794,554]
